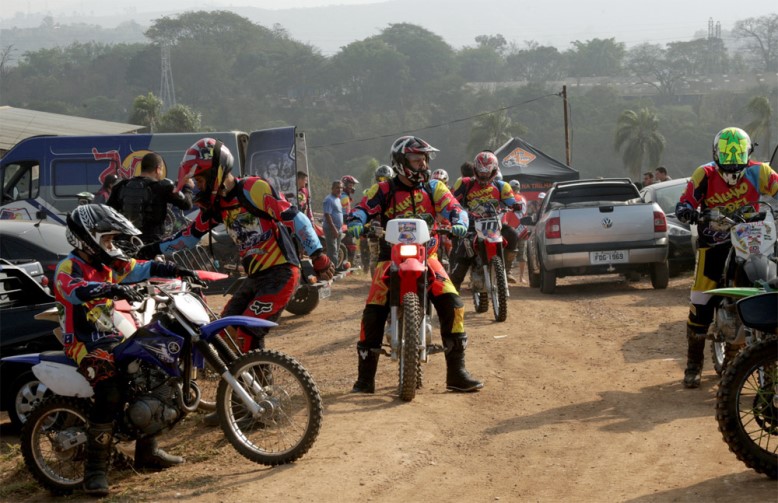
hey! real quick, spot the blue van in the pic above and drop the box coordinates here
[0,132,249,224]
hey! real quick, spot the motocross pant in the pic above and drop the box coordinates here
[687,243,731,335]
[222,263,301,352]
[357,258,465,353]
[75,344,123,424]
[342,233,357,265]
[449,224,520,291]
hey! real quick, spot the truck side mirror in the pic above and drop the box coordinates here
[35,210,47,220]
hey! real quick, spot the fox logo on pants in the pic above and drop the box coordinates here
[248,300,274,315]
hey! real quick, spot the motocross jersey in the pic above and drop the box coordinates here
[679,161,778,247]
[452,177,517,226]
[55,254,157,364]
[503,192,529,239]
[158,177,321,276]
[349,177,468,260]
[340,192,354,215]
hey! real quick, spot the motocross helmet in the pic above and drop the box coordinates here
[375,165,393,182]
[341,175,359,194]
[509,179,521,192]
[178,138,234,208]
[474,151,500,186]
[713,127,752,186]
[76,192,95,205]
[66,204,141,265]
[390,136,438,184]
[431,169,449,185]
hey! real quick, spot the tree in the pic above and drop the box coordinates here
[733,14,778,72]
[745,95,773,157]
[129,92,163,132]
[614,108,665,180]
[158,104,202,132]
[467,110,526,156]
[505,42,565,83]
[626,43,687,97]
[567,38,625,77]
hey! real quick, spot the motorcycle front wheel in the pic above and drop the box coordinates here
[398,292,422,401]
[216,349,323,465]
[716,336,778,479]
[20,396,90,494]
[489,256,508,322]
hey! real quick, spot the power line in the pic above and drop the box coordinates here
[310,92,560,150]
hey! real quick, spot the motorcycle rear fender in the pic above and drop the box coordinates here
[199,315,278,341]
[32,361,94,398]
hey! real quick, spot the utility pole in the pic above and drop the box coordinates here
[562,85,571,166]
[160,44,176,112]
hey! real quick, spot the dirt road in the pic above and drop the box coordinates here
[1,271,775,502]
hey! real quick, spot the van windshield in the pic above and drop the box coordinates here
[2,163,40,202]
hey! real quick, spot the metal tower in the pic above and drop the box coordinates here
[160,44,176,112]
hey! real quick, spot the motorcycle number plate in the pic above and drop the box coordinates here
[319,283,332,300]
[590,250,628,264]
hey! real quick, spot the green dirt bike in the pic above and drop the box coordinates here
[714,279,777,479]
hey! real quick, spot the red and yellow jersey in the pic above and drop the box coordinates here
[340,192,354,215]
[453,177,516,215]
[54,254,153,364]
[680,161,778,246]
[160,177,321,276]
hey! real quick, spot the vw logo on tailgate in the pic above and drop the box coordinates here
[601,218,613,228]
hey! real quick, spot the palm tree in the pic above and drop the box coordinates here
[467,110,527,156]
[614,107,665,181]
[129,92,163,133]
[745,95,772,157]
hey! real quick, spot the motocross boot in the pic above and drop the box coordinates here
[134,436,184,471]
[504,251,518,284]
[83,422,113,496]
[443,334,484,392]
[683,328,706,389]
[351,349,379,393]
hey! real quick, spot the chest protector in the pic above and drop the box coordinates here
[119,178,166,234]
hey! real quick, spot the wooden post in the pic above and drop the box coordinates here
[562,85,571,166]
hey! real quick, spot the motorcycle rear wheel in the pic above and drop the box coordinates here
[716,336,778,479]
[216,349,323,465]
[21,396,90,494]
[285,284,320,316]
[398,292,422,401]
[490,256,508,322]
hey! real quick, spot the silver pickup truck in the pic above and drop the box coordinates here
[525,178,669,293]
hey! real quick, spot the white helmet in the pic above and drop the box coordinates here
[509,179,520,192]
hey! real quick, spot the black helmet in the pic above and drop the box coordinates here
[390,136,439,184]
[66,204,141,265]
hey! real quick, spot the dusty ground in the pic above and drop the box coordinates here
[1,270,776,502]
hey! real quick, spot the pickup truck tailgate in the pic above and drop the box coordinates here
[559,204,656,245]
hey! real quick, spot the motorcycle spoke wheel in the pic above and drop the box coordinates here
[20,396,91,495]
[216,349,323,465]
[489,256,508,322]
[473,291,489,313]
[398,292,421,401]
[716,337,778,479]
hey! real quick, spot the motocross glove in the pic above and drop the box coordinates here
[451,224,468,238]
[347,221,364,238]
[109,284,144,303]
[311,251,335,281]
[675,203,699,225]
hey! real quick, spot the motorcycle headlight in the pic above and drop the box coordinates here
[399,245,417,257]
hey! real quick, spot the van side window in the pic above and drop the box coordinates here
[52,159,108,197]
[1,162,40,202]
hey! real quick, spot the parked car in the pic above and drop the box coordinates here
[0,262,60,428]
[0,257,49,293]
[0,220,72,286]
[639,178,696,276]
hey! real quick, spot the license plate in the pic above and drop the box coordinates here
[590,250,628,264]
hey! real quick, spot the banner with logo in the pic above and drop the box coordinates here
[495,137,578,200]
[245,126,298,200]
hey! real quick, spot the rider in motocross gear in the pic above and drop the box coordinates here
[57,204,196,495]
[375,165,393,183]
[139,138,334,353]
[675,127,778,388]
[346,136,483,394]
[449,151,523,286]
[340,175,360,268]
[431,169,450,188]
[505,179,529,283]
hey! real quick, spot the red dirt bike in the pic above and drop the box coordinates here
[466,203,510,322]
[379,218,446,402]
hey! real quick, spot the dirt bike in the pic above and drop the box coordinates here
[466,203,510,322]
[714,282,777,479]
[699,201,777,375]
[7,274,323,494]
[378,218,445,402]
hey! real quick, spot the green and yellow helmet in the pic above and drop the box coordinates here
[713,127,752,172]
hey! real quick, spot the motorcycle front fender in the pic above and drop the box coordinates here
[199,315,278,341]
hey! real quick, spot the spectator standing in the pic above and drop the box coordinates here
[296,171,314,220]
[93,174,117,204]
[323,180,345,269]
[655,166,671,182]
[642,172,654,187]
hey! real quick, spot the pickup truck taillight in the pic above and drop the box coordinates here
[653,211,667,232]
[545,217,561,239]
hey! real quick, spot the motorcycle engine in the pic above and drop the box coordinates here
[125,360,182,436]
[711,301,746,345]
